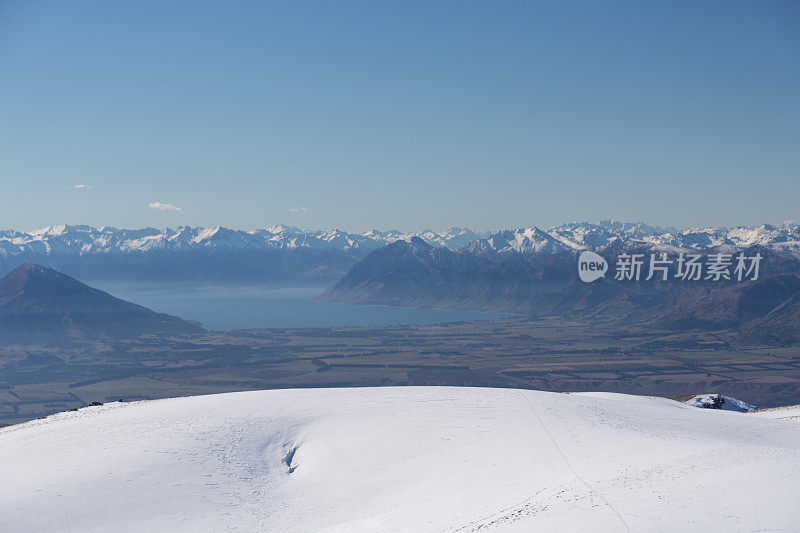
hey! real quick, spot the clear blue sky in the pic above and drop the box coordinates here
[1,1,798,232]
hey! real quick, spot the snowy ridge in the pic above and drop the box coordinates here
[2,386,799,532]
[1,221,799,260]
[544,220,800,251]
[0,225,490,257]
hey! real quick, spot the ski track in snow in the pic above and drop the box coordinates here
[1,387,800,532]
[519,390,631,532]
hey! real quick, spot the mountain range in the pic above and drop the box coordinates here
[1,221,799,284]
[322,229,800,343]
[0,225,485,284]
[3,221,800,343]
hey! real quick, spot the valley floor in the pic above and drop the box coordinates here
[1,386,799,532]
[5,317,800,425]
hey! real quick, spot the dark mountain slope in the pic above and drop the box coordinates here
[0,264,203,345]
[320,238,577,313]
[644,272,800,330]
[740,291,800,345]
[324,238,800,342]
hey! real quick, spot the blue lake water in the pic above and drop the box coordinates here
[96,285,503,331]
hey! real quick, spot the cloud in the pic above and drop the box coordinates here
[69,184,92,190]
[148,202,182,212]
[289,207,308,213]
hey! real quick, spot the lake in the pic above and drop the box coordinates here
[95,285,503,331]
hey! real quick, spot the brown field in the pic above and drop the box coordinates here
[2,316,800,425]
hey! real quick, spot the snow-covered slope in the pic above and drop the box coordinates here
[752,404,800,421]
[1,387,799,532]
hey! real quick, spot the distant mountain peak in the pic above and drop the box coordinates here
[0,263,69,294]
[15,262,47,273]
[408,236,432,248]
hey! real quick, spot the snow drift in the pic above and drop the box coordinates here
[1,387,799,532]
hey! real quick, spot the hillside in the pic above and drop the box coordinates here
[321,238,574,312]
[324,237,800,342]
[645,272,800,330]
[1,387,799,531]
[0,264,203,344]
[740,291,800,345]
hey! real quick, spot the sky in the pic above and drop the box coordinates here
[0,1,798,233]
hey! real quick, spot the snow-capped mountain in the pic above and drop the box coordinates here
[358,227,489,249]
[454,221,800,260]
[0,225,484,257]
[477,227,570,255]
[2,387,800,531]
[546,220,679,250]
[545,220,800,252]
